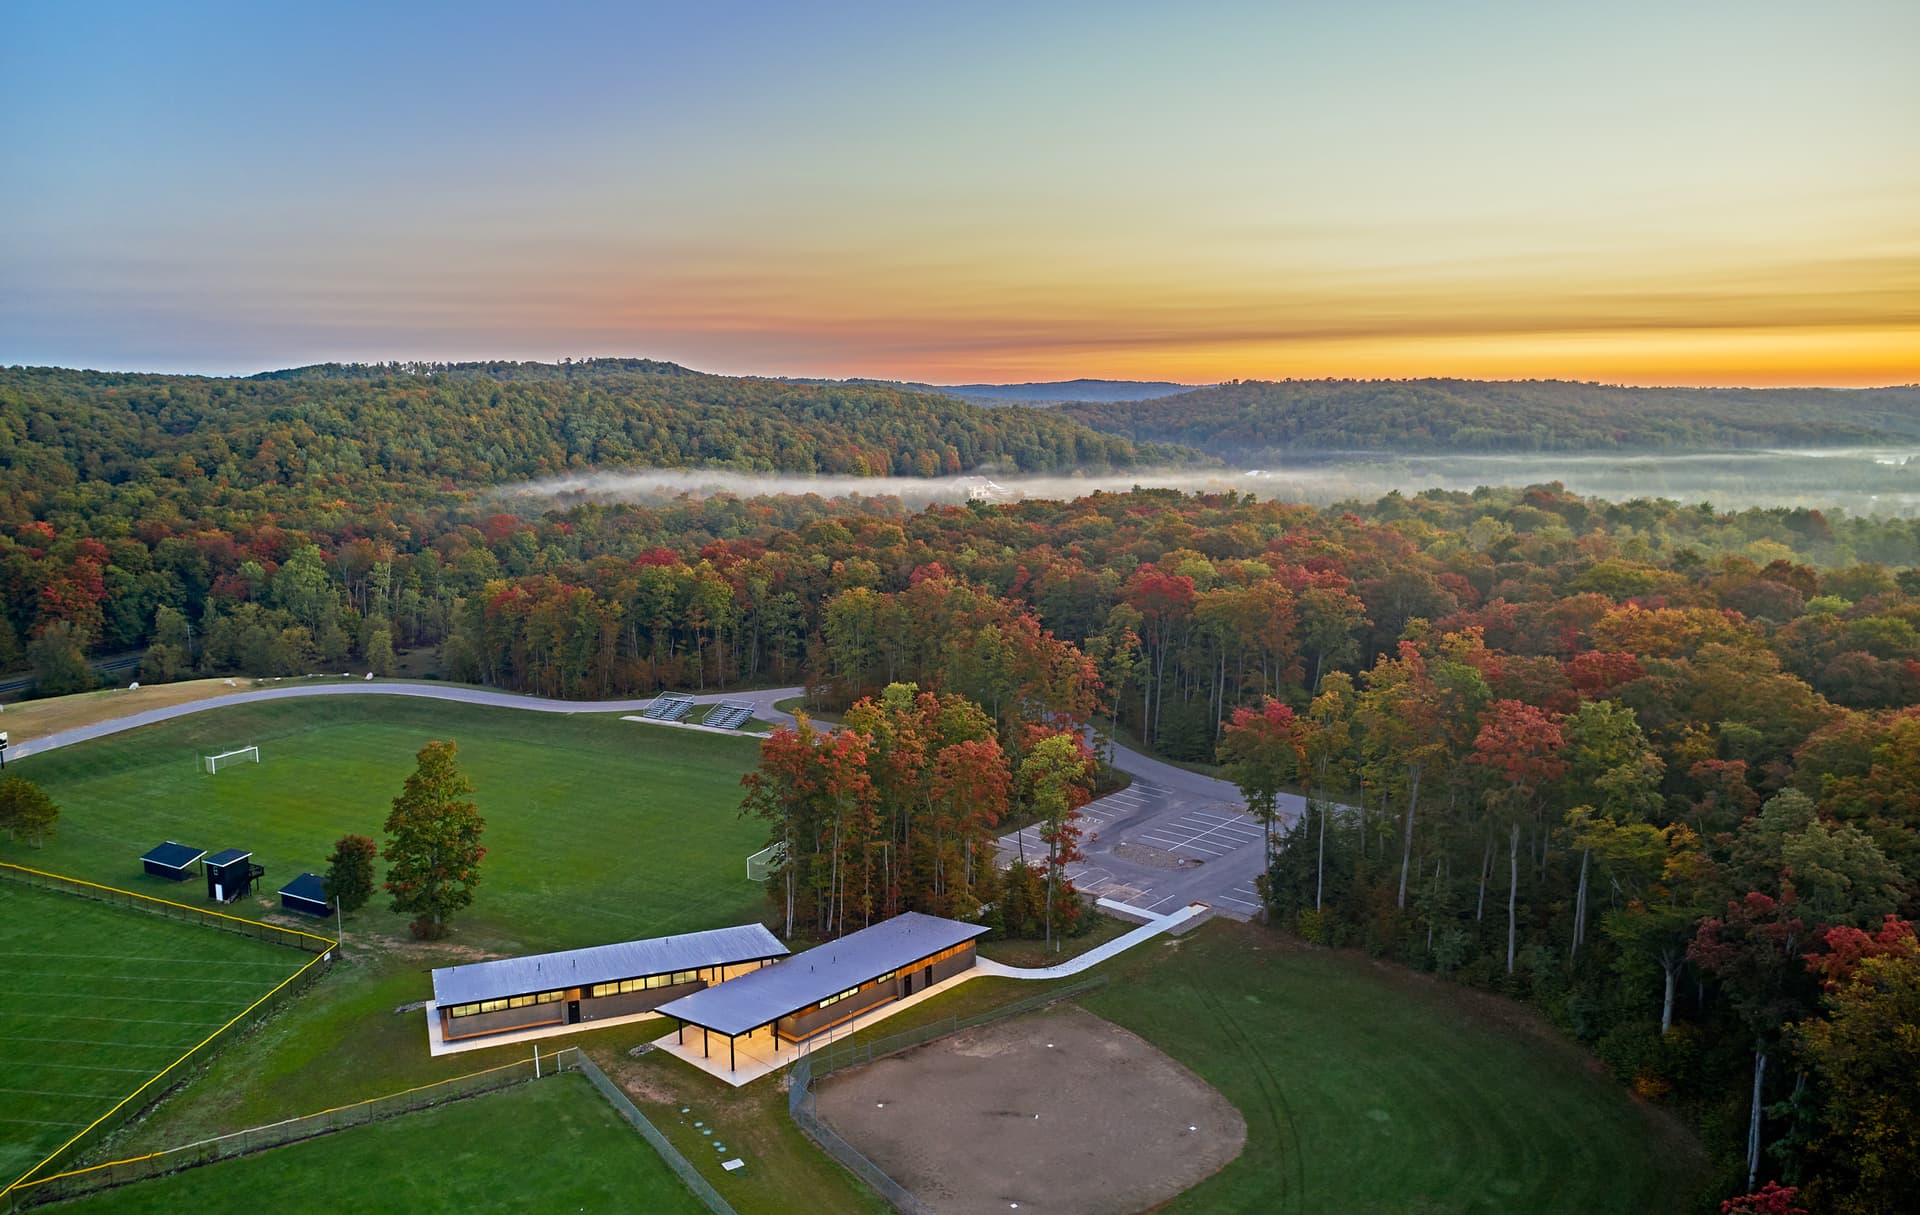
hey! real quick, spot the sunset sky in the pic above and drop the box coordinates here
[5,1,1916,386]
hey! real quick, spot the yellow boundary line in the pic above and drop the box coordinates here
[11,1054,553,1192]
[0,865,339,1197]
[0,862,336,951]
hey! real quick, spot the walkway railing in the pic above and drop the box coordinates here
[788,974,1109,1214]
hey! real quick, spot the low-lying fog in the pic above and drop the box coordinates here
[501,448,1920,516]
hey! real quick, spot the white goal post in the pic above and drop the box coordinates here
[204,746,260,774]
[745,842,787,883]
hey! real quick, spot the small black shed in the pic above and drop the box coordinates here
[205,848,264,903]
[141,841,206,882]
[279,872,331,917]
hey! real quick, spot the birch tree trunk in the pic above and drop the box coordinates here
[1396,765,1422,909]
[1571,848,1590,960]
[1746,1047,1767,1190]
[1315,798,1326,912]
[1660,952,1679,1035]
[1506,821,1520,975]
[1476,831,1492,922]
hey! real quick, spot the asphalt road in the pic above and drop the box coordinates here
[10,679,1277,920]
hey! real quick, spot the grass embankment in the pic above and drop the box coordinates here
[0,679,264,745]
[1082,921,1708,1214]
[0,882,307,1185]
[44,1075,709,1215]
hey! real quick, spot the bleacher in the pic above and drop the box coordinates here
[642,692,697,722]
[701,701,757,731]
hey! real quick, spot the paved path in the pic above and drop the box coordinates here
[12,679,1278,920]
[973,900,1210,979]
[9,680,800,763]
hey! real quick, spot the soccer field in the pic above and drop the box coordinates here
[40,1074,711,1215]
[3,697,772,950]
[0,883,308,1187]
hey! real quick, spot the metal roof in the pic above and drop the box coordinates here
[656,912,989,1037]
[206,848,252,866]
[279,872,329,907]
[431,924,790,1008]
[142,841,205,869]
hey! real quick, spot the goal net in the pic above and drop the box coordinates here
[204,746,260,774]
[745,842,787,883]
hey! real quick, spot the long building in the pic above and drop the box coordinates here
[656,911,988,1070]
[429,923,789,1043]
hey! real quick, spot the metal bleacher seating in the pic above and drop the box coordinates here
[701,701,756,730]
[643,692,696,722]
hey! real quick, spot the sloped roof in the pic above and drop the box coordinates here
[206,848,252,866]
[142,841,205,870]
[431,924,789,1008]
[656,912,988,1036]
[279,872,329,907]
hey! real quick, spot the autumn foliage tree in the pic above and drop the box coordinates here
[383,741,485,939]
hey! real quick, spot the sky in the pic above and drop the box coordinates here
[3,0,1916,386]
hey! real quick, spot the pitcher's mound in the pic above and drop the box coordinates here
[814,1004,1246,1214]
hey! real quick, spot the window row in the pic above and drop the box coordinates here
[446,989,565,1018]
[588,969,701,998]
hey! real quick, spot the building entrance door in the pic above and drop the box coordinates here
[567,1000,580,1024]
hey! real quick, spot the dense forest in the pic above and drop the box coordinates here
[3,361,1916,1207]
[1059,378,1920,455]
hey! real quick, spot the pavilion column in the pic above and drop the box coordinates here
[703,1027,710,1058]
[729,1035,736,1071]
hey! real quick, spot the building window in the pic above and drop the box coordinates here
[817,985,861,1009]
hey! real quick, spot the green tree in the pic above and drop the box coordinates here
[382,741,485,938]
[324,833,378,915]
[1019,731,1093,952]
[27,621,94,696]
[0,776,61,846]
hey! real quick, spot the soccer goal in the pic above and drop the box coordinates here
[745,842,787,883]
[204,746,260,774]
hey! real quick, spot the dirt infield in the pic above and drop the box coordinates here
[814,1005,1246,1215]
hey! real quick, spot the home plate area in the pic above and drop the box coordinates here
[814,1005,1245,1215]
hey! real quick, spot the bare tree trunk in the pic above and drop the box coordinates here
[1396,766,1422,909]
[1746,1047,1767,1190]
[1506,822,1520,974]
[1571,848,1590,960]
[1660,952,1679,1035]
[1476,830,1492,921]
[1315,798,1326,912]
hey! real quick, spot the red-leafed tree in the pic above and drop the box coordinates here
[1470,699,1568,973]
[1218,698,1303,865]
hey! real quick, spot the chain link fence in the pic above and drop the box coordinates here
[789,974,1109,1214]
[8,1051,575,1209]
[0,862,336,954]
[570,1053,739,1215]
[0,863,337,1198]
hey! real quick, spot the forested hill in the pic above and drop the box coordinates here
[1058,379,1920,456]
[0,362,1193,523]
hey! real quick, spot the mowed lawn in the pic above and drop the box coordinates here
[41,1075,710,1215]
[0,884,307,1186]
[2,698,771,951]
[1082,922,1706,1215]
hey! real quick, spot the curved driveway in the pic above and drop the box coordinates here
[13,679,1274,920]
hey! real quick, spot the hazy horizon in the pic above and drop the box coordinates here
[6,1,1915,388]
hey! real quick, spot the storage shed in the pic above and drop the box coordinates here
[656,912,989,1071]
[140,841,205,882]
[278,872,331,917]
[205,848,264,903]
[429,923,790,1044]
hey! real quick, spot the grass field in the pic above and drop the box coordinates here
[42,1075,710,1214]
[1081,921,1708,1214]
[2,697,772,951]
[0,883,308,1187]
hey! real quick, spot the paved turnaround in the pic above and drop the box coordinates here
[12,678,1275,920]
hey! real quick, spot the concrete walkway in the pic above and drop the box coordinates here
[973,899,1210,980]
